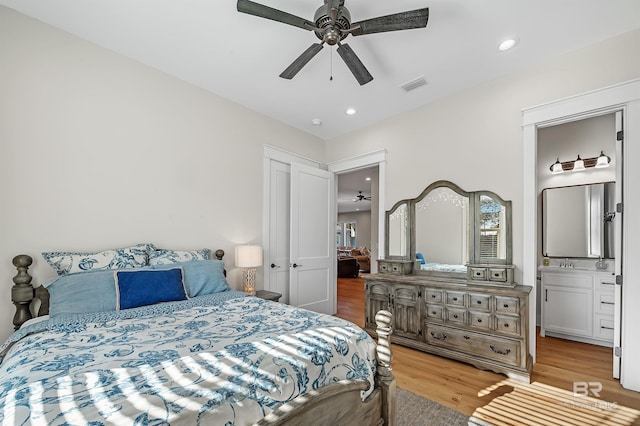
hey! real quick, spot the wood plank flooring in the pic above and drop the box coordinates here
[336,276,640,425]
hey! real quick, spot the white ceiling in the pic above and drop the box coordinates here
[2,1,640,140]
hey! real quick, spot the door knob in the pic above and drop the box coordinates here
[270,263,279,268]
[292,263,302,268]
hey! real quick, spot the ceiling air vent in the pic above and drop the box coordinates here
[400,76,428,92]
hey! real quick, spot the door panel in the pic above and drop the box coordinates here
[613,110,623,378]
[289,163,335,314]
[267,160,291,304]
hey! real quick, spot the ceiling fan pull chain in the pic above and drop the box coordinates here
[330,46,334,81]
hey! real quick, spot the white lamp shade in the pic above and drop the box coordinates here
[235,245,263,268]
[573,156,585,171]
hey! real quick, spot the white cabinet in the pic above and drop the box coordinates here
[540,269,615,346]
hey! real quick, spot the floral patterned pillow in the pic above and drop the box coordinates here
[149,248,211,266]
[42,243,155,276]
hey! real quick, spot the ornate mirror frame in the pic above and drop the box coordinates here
[384,180,513,279]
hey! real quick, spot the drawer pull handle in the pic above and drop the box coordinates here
[476,300,482,304]
[431,294,436,299]
[453,297,458,301]
[601,326,614,330]
[464,335,470,340]
[430,332,447,341]
[494,273,500,277]
[503,304,509,308]
[503,323,509,328]
[453,314,458,319]
[602,282,615,286]
[477,318,482,323]
[490,345,511,356]
[601,301,615,305]
[431,311,437,315]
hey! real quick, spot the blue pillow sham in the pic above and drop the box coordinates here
[45,269,119,317]
[42,243,155,275]
[115,268,188,310]
[152,260,229,297]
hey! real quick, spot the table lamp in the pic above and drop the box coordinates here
[235,245,262,295]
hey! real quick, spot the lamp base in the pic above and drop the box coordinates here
[243,268,256,295]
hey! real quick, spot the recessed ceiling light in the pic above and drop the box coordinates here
[346,108,357,116]
[366,177,371,181]
[311,118,322,126]
[498,37,519,51]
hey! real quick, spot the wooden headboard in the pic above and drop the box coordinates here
[10,249,226,331]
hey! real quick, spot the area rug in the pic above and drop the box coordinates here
[397,388,470,426]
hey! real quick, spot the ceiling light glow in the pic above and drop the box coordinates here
[311,118,322,126]
[346,108,357,116]
[498,37,519,51]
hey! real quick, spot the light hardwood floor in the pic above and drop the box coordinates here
[336,276,640,425]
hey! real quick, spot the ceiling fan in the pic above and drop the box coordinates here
[236,0,429,85]
[354,191,372,202]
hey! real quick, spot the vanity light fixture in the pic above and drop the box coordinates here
[549,152,611,174]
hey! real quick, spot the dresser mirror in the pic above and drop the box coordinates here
[542,182,615,259]
[386,201,410,259]
[384,180,513,280]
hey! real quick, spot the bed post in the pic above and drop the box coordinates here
[12,254,35,330]
[375,310,396,426]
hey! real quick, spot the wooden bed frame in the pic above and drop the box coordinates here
[9,253,397,425]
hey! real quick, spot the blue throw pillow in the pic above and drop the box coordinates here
[115,268,188,310]
[45,269,119,317]
[152,260,230,297]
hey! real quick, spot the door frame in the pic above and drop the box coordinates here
[522,78,640,391]
[328,150,387,273]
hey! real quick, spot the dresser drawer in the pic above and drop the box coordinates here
[469,293,490,311]
[426,304,444,321]
[488,268,507,282]
[425,289,444,304]
[424,323,520,367]
[495,296,520,315]
[446,291,465,306]
[446,307,467,325]
[469,311,492,331]
[470,267,487,280]
[495,315,520,337]
[595,276,616,292]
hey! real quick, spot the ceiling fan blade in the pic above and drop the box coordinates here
[337,43,373,86]
[327,0,340,24]
[280,43,324,80]
[237,0,315,31]
[351,8,429,36]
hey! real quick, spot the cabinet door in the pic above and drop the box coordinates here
[365,281,391,329]
[393,285,421,340]
[543,286,593,337]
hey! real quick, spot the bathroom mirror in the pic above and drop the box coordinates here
[542,182,615,258]
[386,201,409,259]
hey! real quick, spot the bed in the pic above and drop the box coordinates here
[5,248,395,425]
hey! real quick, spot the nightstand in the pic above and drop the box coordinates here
[255,290,282,302]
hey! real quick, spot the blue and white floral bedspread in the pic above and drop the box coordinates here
[0,292,376,425]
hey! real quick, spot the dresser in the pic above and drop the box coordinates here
[364,274,532,383]
[540,268,615,346]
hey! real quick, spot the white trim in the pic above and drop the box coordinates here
[522,79,640,392]
[328,150,387,272]
[263,144,321,167]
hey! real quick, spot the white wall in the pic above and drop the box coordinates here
[325,28,640,288]
[0,7,324,342]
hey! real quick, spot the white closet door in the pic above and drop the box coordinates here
[289,163,336,315]
[267,160,291,304]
